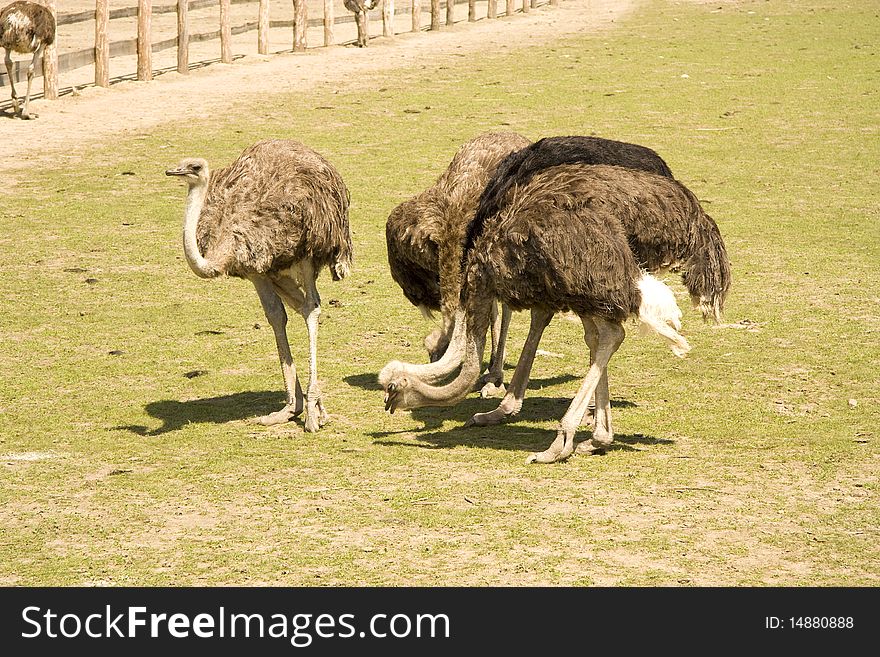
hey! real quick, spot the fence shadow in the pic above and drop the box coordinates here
[115,390,285,436]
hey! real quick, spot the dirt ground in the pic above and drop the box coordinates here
[0,0,636,174]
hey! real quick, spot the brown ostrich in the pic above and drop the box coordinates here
[344,0,378,47]
[1,1,55,119]
[383,133,679,397]
[381,164,731,464]
[457,135,729,428]
[385,131,530,396]
[166,140,353,432]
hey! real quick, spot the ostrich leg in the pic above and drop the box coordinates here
[479,301,512,398]
[576,316,613,454]
[527,317,624,464]
[251,276,305,425]
[465,307,553,426]
[20,44,44,119]
[299,267,328,433]
[4,50,18,116]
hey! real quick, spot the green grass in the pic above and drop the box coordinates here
[1,0,878,585]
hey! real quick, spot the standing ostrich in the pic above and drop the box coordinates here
[1,1,55,119]
[381,164,731,464]
[166,140,353,432]
[385,131,530,395]
[344,0,378,47]
[386,133,678,397]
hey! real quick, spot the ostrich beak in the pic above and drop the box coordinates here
[165,167,188,177]
[384,383,397,414]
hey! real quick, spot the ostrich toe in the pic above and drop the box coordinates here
[526,429,576,464]
[479,381,506,398]
[256,404,301,426]
[575,433,613,455]
[304,398,328,433]
[465,407,509,427]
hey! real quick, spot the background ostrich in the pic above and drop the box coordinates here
[0,1,55,119]
[344,0,378,47]
[385,131,530,396]
[166,139,353,432]
[385,133,678,397]
[381,163,731,464]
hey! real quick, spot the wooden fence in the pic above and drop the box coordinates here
[0,0,555,99]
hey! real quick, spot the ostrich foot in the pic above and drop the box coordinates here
[575,433,613,455]
[20,111,37,120]
[465,406,513,427]
[304,396,328,433]
[479,380,506,399]
[256,404,301,426]
[526,429,576,464]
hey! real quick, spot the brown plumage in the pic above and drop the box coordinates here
[166,139,353,432]
[1,1,55,119]
[381,164,724,464]
[385,132,530,393]
[469,136,731,322]
[196,140,352,280]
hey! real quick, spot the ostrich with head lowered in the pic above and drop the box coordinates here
[380,163,731,463]
[383,134,682,398]
[385,131,531,397]
[166,139,353,432]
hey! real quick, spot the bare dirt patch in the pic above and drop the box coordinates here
[0,0,634,173]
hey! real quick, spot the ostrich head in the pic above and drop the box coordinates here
[165,158,210,187]
[423,327,450,362]
[380,368,419,414]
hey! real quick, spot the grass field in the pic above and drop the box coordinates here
[1,0,877,586]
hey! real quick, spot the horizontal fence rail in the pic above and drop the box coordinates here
[1,0,552,90]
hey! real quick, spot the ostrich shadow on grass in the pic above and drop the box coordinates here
[343,371,584,394]
[370,394,657,454]
[116,391,286,436]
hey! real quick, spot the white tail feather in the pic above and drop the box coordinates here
[637,274,691,358]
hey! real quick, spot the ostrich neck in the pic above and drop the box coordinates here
[182,183,220,278]
[406,329,486,406]
[398,309,469,384]
[405,300,493,407]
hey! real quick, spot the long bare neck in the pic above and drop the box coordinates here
[385,309,468,385]
[403,297,493,407]
[182,182,221,278]
[405,328,487,407]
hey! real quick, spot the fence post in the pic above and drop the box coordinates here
[446,0,453,25]
[412,0,420,31]
[522,0,529,14]
[383,0,394,37]
[137,0,152,80]
[292,0,306,51]
[41,0,58,98]
[95,0,110,86]
[550,0,558,5]
[259,0,271,53]
[530,0,537,8]
[506,0,514,16]
[430,0,439,30]
[468,0,475,21]
[322,0,333,46]
[220,0,232,62]
[488,0,497,18]
[177,0,189,72]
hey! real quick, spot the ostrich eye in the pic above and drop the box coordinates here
[191,164,202,172]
